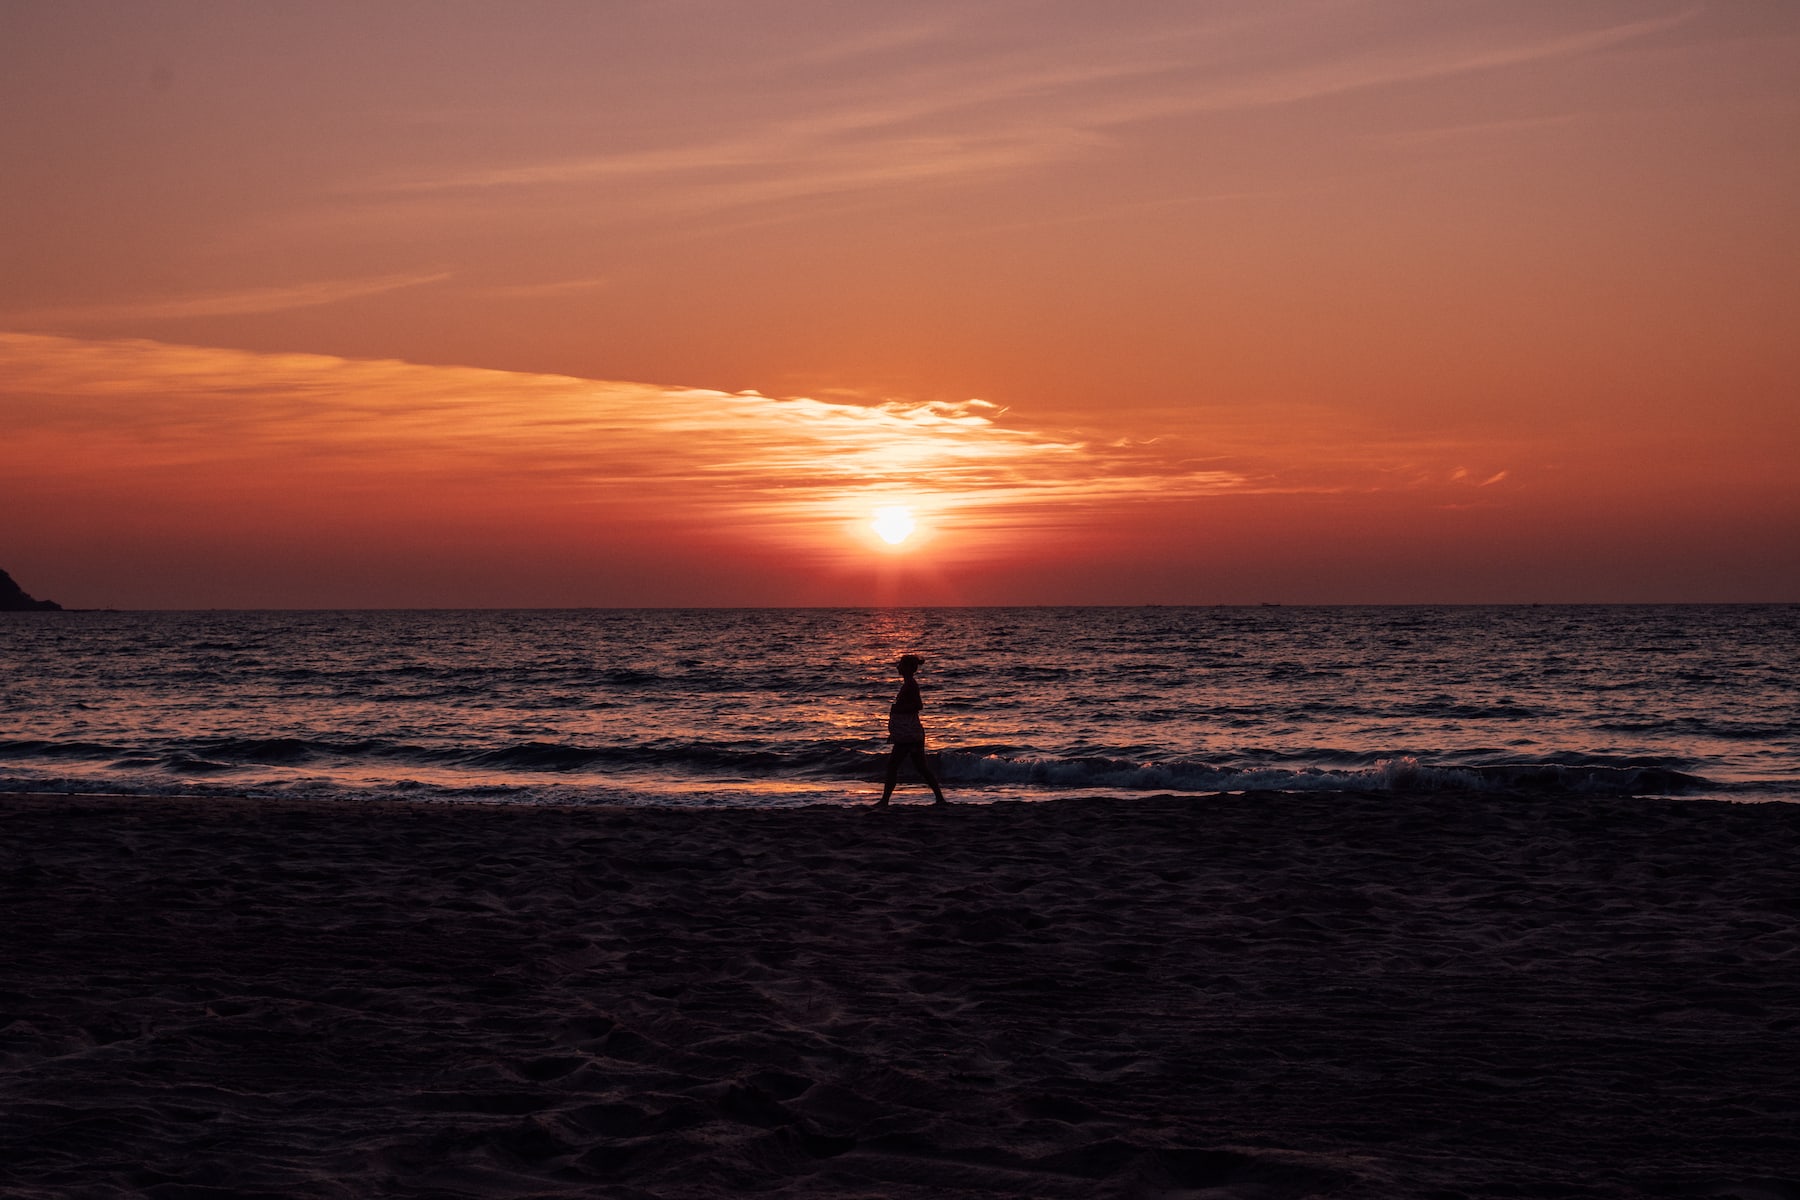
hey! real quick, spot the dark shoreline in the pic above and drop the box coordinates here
[4,790,1797,1198]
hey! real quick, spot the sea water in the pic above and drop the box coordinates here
[2,606,1795,806]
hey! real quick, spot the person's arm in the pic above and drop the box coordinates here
[892,679,922,714]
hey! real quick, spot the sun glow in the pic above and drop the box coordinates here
[871,505,916,545]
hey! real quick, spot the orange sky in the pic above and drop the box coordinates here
[3,2,1796,606]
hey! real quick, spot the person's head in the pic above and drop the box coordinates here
[896,654,924,677]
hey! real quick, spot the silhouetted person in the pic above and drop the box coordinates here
[876,653,947,806]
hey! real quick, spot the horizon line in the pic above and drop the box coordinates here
[13,601,1795,614]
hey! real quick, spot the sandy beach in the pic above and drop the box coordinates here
[2,790,1797,1199]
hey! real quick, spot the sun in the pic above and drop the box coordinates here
[871,505,916,545]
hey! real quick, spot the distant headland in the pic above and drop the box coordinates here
[0,569,62,611]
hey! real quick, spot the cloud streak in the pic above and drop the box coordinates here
[1,334,1516,561]
[0,333,1245,554]
[360,4,1699,224]
[5,273,450,327]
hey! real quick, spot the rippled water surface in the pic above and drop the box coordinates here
[3,606,1796,805]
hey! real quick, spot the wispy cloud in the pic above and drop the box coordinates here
[0,334,1515,558]
[1110,5,1701,120]
[0,333,1244,554]
[357,4,1699,224]
[5,273,450,327]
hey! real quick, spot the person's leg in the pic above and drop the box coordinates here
[909,746,947,804]
[878,746,902,804]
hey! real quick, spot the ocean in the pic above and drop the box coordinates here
[3,606,1795,806]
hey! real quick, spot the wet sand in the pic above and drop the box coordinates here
[2,790,1797,1199]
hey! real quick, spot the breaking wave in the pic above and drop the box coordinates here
[0,735,1724,801]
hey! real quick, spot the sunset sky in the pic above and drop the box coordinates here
[4,1,1796,607]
